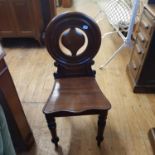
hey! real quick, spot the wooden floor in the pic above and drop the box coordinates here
[3,0,155,154]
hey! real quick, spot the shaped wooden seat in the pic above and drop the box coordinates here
[43,12,111,148]
[44,77,111,115]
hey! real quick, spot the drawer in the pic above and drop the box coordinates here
[137,31,149,49]
[129,52,140,79]
[134,42,144,61]
[143,8,155,24]
[140,14,153,37]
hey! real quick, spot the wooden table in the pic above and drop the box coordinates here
[0,45,34,152]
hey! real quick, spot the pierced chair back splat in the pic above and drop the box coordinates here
[43,12,111,148]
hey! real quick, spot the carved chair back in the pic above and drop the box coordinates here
[45,12,101,78]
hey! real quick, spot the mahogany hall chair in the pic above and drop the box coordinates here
[43,12,111,147]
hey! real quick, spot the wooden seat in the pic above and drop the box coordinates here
[44,77,111,115]
[43,12,111,148]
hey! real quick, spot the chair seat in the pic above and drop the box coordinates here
[43,77,111,115]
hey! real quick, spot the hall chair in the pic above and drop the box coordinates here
[43,12,111,147]
[94,0,140,69]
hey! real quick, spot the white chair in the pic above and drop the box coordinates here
[94,0,140,69]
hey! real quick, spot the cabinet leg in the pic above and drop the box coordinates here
[96,111,108,147]
[45,115,59,147]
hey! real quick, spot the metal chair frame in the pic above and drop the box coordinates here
[94,0,140,69]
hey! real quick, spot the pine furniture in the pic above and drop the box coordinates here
[127,4,155,93]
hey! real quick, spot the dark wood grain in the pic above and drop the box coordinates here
[43,12,111,147]
[45,115,59,147]
[0,46,34,152]
[0,0,56,43]
[43,77,111,115]
[96,112,108,146]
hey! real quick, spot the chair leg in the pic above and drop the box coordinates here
[96,111,108,147]
[45,115,59,147]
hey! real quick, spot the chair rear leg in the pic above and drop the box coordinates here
[96,111,108,147]
[45,115,59,147]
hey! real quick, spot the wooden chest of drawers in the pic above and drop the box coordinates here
[0,45,34,152]
[0,0,56,43]
[127,4,155,93]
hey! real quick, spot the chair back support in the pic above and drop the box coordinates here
[45,12,101,78]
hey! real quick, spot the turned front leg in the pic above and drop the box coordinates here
[45,115,59,147]
[96,111,108,146]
